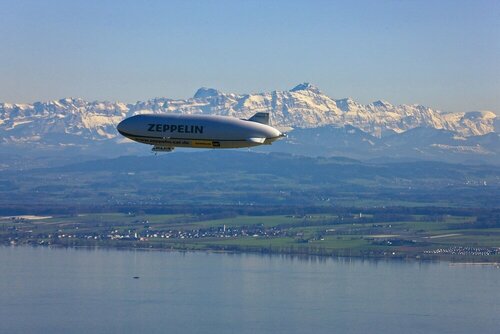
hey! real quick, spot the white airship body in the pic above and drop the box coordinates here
[117,112,284,152]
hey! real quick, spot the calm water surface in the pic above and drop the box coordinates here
[1,246,499,334]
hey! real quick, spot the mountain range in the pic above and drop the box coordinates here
[0,83,498,166]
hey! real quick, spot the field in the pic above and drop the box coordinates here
[1,152,498,261]
[2,211,499,262]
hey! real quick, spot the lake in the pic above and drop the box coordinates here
[1,246,499,334]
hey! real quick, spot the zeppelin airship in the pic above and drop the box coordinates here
[117,112,285,152]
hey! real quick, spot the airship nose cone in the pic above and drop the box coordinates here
[117,118,131,136]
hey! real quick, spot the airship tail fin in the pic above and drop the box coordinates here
[248,112,269,125]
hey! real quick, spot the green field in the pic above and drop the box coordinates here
[2,212,499,262]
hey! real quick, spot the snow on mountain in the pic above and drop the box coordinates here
[124,82,495,138]
[0,98,127,145]
[442,110,497,136]
[0,83,496,148]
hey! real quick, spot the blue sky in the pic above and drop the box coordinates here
[0,0,498,113]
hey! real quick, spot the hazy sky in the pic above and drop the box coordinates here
[1,0,498,113]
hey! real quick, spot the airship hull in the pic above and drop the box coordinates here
[117,113,283,151]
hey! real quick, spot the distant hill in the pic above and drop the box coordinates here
[1,151,498,214]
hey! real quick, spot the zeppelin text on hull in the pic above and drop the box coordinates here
[147,124,204,134]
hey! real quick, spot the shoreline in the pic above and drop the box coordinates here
[4,242,500,265]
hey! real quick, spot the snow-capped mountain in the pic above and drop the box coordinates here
[1,83,495,145]
[0,83,498,165]
[130,83,496,138]
[0,98,127,145]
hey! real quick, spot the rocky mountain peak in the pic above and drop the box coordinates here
[463,111,496,120]
[193,87,222,99]
[335,98,357,111]
[372,100,393,109]
[290,82,322,94]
